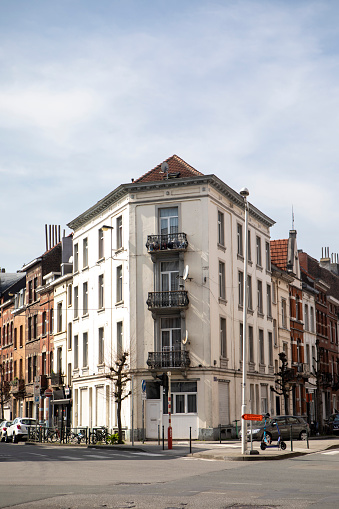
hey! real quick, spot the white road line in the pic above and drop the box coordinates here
[59,455,81,460]
[83,454,123,459]
[130,452,162,457]
[26,452,48,457]
[322,450,339,455]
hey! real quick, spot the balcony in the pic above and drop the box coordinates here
[10,378,25,395]
[146,291,189,311]
[146,233,188,254]
[49,373,64,387]
[147,350,190,369]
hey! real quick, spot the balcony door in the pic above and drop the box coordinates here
[161,317,181,352]
[160,207,178,236]
[161,261,179,292]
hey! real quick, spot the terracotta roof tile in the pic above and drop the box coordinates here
[134,155,204,183]
[270,239,288,271]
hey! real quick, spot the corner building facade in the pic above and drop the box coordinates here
[68,155,275,439]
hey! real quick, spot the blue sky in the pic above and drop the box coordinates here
[1,0,339,272]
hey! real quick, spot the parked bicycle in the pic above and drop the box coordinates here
[91,426,108,444]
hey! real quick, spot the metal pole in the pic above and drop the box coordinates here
[290,424,293,451]
[189,426,192,454]
[241,188,249,455]
[167,371,172,449]
[158,424,160,445]
[142,399,145,444]
[131,375,134,446]
[162,425,165,450]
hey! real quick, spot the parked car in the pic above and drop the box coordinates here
[239,415,310,441]
[325,414,339,435]
[0,420,12,442]
[6,417,37,443]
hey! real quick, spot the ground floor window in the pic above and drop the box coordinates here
[163,381,197,414]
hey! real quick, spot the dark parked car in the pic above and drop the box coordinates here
[239,415,310,441]
[325,414,339,435]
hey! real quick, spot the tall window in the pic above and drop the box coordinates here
[19,325,23,347]
[220,317,227,358]
[83,332,88,367]
[256,236,262,266]
[161,317,181,353]
[296,295,300,321]
[161,261,179,292]
[266,284,272,317]
[249,326,254,363]
[116,266,123,302]
[259,329,264,364]
[68,284,72,306]
[247,275,253,310]
[117,321,123,358]
[98,228,104,259]
[268,331,273,366]
[304,304,309,331]
[98,274,104,309]
[57,347,62,373]
[74,286,79,318]
[83,237,88,268]
[98,327,104,364]
[238,271,244,307]
[257,280,263,314]
[281,298,287,328]
[219,261,226,301]
[42,311,47,335]
[68,322,72,350]
[33,315,38,339]
[116,216,123,249]
[27,357,32,383]
[33,277,38,301]
[57,302,62,333]
[74,243,79,272]
[50,308,53,334]
[217,211,225,246]
[239,322,243,363]
[74,335,78,369]
[310,306,315,332]
[33,355,37,379]
[83,282,88,315]
[237,224,243,256]
[265,241,271,271]
[28,280,33,304]
[247,230,252,261]
[14,328,17,349]
[273,319,278,346]
[160,207,178,236]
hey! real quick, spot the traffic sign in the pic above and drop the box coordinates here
[242,414,263,421]
[141,379,146,392]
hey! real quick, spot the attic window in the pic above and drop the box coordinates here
[164,172,181,179]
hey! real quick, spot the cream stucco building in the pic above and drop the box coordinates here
[67,155,275,439]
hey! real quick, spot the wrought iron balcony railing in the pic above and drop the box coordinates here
[146,291,189,310]
[49,373,64,387]
[146,233,188,253]
[10,378,25,395]
[147,350,190,369]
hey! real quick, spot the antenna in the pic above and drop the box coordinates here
[292,205,295,230]
[160,162,169,179]
[182,330,188,345]
[183,265,189,281]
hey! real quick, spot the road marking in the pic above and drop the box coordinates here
[59,455,81,460]
[83,454,123,459]
[26,452,48,457]
[130,452,162,457]
[322,450,339,455]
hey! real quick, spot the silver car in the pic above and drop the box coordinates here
[240,415,309,441]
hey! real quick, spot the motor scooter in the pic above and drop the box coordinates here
[260,413,286,451]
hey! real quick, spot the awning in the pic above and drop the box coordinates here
[51,399,72,405]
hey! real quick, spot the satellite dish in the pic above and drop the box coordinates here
[161,162,169,174]
[183,265,189,281]
[69,255,73,263]
[182,330,188,345]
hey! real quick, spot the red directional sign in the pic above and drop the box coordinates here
[242,414,263,421]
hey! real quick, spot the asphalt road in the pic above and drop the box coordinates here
[1,442,339,508]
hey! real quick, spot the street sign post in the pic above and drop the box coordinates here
[242,414,263,421]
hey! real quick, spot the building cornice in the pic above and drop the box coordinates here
[67,175,275,231]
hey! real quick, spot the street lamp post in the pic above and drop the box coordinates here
[240,187,249,455]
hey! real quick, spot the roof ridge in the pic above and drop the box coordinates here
[134,155,204,183]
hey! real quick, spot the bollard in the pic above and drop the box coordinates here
[290,424,293,452]
[219,424,221,444]
[189,426,192,454]
[162,425,165,450]
[158,424,160,446]
[306,428,309,449]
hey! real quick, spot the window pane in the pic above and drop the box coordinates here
[175,394,185,413]
[187,394,197,413]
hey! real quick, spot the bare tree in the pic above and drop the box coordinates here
[110,352,131,444]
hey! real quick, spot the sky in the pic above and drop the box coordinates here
[1,0,339,273]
